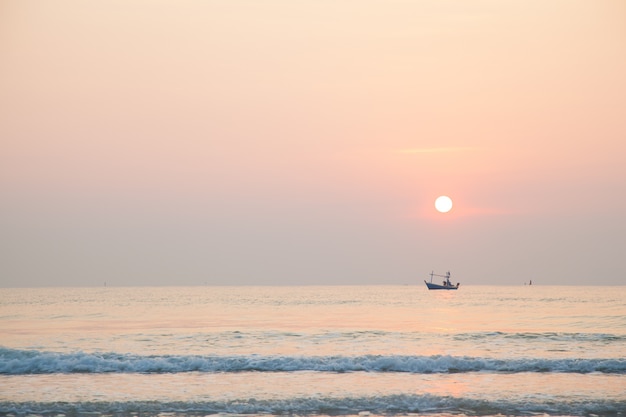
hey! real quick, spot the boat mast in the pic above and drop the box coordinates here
[429,271,453,285]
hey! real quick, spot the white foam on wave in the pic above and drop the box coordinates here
[1,348,625,375]
[1,394,625,417]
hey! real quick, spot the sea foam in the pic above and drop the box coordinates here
[1,394,625,417]
[1,347,624,375]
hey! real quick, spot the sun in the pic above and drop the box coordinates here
[435,195,453,213]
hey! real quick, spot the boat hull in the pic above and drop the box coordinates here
[424,280,459,290]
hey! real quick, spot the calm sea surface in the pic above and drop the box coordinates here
[1,285,625,417]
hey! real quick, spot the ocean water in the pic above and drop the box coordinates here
[0,285,625,417]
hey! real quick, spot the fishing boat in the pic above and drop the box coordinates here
[424,271,460,290]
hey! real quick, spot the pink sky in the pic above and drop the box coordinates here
[1,0,625,286]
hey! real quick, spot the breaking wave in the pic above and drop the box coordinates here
[1,347,624,375]
[1,394,625,417]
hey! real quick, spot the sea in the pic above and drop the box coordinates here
[1,285,625,417]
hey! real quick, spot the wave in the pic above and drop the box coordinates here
[1,394,625,417]
[1,348,625,375]
[453,331,626,342]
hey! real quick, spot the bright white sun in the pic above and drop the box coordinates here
[435,196,453,213]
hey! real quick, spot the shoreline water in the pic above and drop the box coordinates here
[1,285,625,417]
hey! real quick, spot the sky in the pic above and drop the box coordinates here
[1,0,625,287]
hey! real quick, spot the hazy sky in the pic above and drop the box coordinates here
[1,0,625,287]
